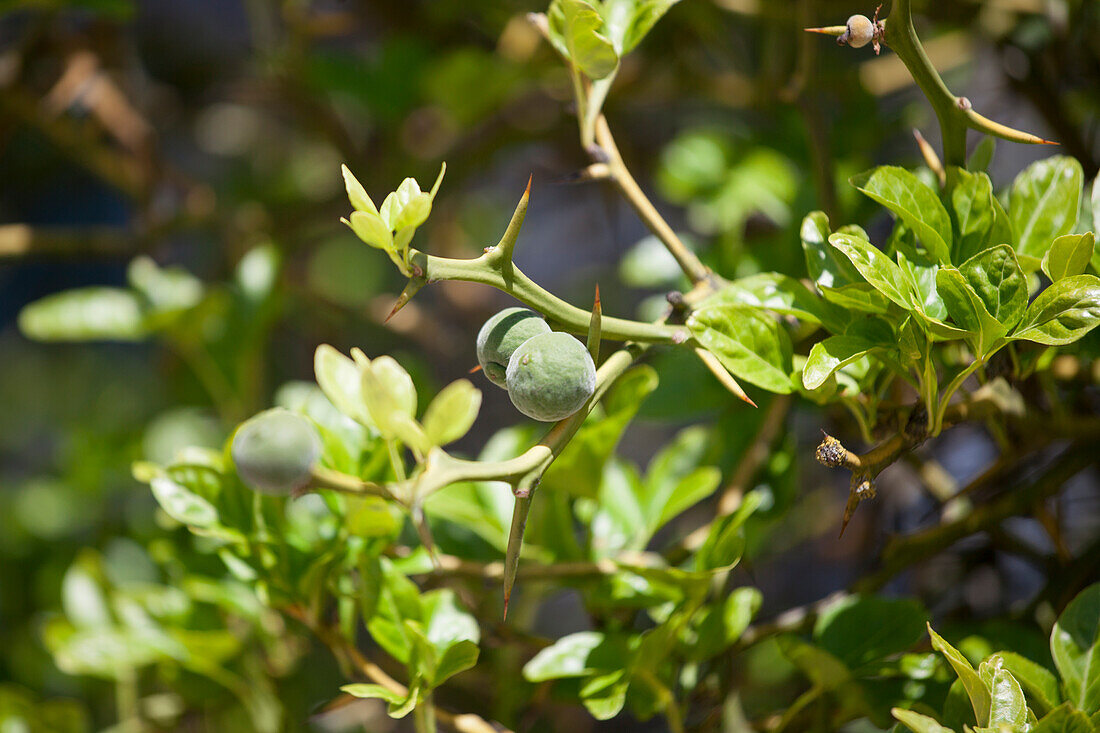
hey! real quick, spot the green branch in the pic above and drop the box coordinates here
[408,249,686,345]
[811,0,1056,178]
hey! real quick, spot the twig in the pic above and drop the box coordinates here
[668,396,792,563]
[855,444,1094,592]
[285,606,510,733]
[409,552,655,581]
[816,395,1000,534]
[591,115,714,286]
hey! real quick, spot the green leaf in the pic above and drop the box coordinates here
[236,242,280,301]
[814,596,927,671]
[422,379,481,447]
[640,425,720,533]
[547,0,619,79]
[61,553,112,629]
[829,232,915,310]
[981,661,1028,727]
[688,305,793,394]
[819,282,894,316]
[433,640,480,686]
[928,624,992,726]
[150,477,219,529]
[704,272,846,331]
[892,708,954,733]
[778,636,852,689]
[523,631,623,681]
[341,164,378,215]
[580,674,629,720]
[1010,155,1084,258]
[19,287,147,341]
[340,683,406,705]
[1042,232,1095,282]
[968,136,996,173]
[127,257,204,314]
[314,345,373,428]
[1092,177,1100,273]
[850,166,952,263]
[423,431,518,551]
[691,587,762,661]
[360,356,418,440]
[422,589,480,651]
[1050,582,1100,713]
[998,651,1061,716]
[543,365,658,500]
[958,244,1028,332]
[599,0,680,54]
[950,168,996,263]
[380,177,433,232]
[1031,703,1096,733]
[801,211,861,288]
[936,267,1006,356]
[347,210,394,251]
[693,492,762,572]
[896,242,949,321]
[802,335,879,390]
[1012,274,1100,345]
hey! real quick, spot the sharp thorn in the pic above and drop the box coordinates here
[469,364,483,374]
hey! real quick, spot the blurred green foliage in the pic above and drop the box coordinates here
[2,1,1100,732]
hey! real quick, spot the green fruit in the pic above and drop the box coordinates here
[505,331,596,422]
[476,307,551,389]
[231,408,322,494]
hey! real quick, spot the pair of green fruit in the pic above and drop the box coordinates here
[231,307,596,495]
[475,307,597,423]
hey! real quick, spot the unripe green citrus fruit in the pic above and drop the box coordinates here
[476,307,551,388]
[505,331,596,422]
[231,408,321,494]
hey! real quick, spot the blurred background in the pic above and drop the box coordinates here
[1,0,1098,730]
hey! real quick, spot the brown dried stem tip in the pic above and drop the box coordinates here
[816,432,887,536]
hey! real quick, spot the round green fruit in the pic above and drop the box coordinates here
[505,331,596,422]
[476,307,551,389]
[231,408,322,494]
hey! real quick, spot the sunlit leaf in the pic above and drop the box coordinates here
[1050,582,1100,714]
[1042,232,1094,282]
[19,287,147,342]
[688,305,793,393]
[1010,155,1083,259]
[547,0,619,79]
[1012,274,1100,345]
[422,379,481,447]
[850,166,952,263]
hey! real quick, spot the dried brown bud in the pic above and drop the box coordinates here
[816,433,848,467]
[840,14,875,49]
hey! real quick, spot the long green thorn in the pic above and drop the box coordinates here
[493,176,533,285]
[695,347,757,408]
[804,25,846,38]
[502,493,533,621]
[963,107,1058,147]
[384,278,426,323]
[586,284,602,362]
[913,129,946,188]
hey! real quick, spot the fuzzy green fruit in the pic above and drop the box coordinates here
[231,408,321,494]
[476,307,551,388]
[505,331,596,422]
